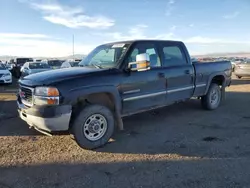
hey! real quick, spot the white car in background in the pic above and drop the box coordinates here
[0,63,12,84]
[61,60,80,68]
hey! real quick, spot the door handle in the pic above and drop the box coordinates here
[185,70,190,74]
[158,72,165,78]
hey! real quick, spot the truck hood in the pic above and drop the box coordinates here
[20,67,104,86]
[29,68,51,74]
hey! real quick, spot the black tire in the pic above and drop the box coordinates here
[237,76,242,79]
[72,104,115,150]
[201,83,222,110]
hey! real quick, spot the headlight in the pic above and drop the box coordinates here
[34,87,60,106]
[34,87,59,96]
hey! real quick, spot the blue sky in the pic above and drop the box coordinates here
[0,0,249,57]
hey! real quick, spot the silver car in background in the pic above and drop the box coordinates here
[231,58,244,72]
[46,60,64,69]
[20,62,52,77]
[234,60,250,79]
[61,60,80,68]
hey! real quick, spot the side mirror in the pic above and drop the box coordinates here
[128,53,150,72]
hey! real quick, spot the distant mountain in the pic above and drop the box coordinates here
[1,52,249,62]
[194,52,250,58]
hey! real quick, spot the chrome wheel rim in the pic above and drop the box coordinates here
[83,114,107,141]
[210,88,220,105]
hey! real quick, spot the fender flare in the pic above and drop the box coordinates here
[68,85,124,130]
[205,72,226,94]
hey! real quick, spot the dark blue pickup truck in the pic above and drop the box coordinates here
[17,40,232,149]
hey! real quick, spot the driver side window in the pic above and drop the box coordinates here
[127,43,161,67]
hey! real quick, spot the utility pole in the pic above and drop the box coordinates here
[72,34,75,61]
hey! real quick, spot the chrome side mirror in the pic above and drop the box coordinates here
[128,53,151,72]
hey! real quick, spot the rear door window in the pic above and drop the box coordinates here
[161,44,187,67]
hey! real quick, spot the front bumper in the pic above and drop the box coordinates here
[17,96,72,133]
[0,76,12,83]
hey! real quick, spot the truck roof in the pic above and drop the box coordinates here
[103,39,183,45]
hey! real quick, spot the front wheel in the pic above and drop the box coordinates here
[237,76,242,79]
[72,104,115,150]
[201,83,222,110]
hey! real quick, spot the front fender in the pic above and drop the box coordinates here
[67,85,122,113]
[66,85,124,130]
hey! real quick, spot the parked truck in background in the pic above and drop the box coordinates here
[17,40,232,149]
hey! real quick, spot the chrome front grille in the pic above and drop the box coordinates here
[19,86,34,106]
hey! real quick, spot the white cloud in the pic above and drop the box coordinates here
[22,2,114,29]
[170,25,177,31]
[155,33,178,40]
[0,33,95,57]
[0,33,50,39]
[189,24,194,27]
[101,24,148,41]
[185,36,250,44]
[223,11,240,19]
[165,0,176,16]
[168,0,175,5]
[185,36,221,44]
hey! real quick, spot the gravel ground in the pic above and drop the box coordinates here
[1,76,250,188]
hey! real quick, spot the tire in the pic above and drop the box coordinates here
[72,104,115,150]
[201,83,222,110]
[237,76,242,79]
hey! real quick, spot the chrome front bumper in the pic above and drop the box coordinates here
[17,100,71,133]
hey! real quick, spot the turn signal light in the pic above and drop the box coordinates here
[48,88,59,96]
[47,98,59,105]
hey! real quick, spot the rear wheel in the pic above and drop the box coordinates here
[201,83,222,110]
[237,76,242,79]
[72,104,115,150]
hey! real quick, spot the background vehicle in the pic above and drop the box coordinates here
[12,58,33,78]
[0,63,12,84]
[5,62,14,71]
[20,62,52,77]
[231,58,244,72]
[46,60,64,69]
[17,40,232,150]
[61,60,80,68]
[234,60,250,79]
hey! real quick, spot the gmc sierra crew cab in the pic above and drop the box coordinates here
[17,40,232,149]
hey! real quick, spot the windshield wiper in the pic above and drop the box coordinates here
[90,62,103,69]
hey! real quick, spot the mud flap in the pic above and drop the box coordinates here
[115,111,124,130]
[221,86,226,103]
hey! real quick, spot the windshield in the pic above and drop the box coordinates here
[29,63,50,69]
[0,64,6,70]
[47,60,63,67]
[79,43,131,68]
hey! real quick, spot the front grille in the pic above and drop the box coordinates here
[0,74,3,78]
[20,86,34,106]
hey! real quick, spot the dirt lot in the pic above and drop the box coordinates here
[1,76,250,188]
